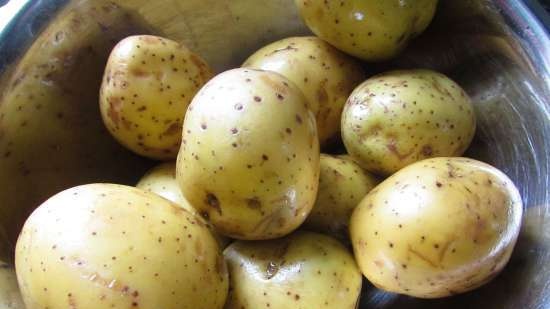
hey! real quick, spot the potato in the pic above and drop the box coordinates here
[136,161,187,207]
[176,68,320,240]
[342,69,476,176]
[136,162,231,248]
[350,157,523,298]
[100,35,213,160]
[0,0,152,256]
[304,154,379,240]
[243,36,365,145]
[295,0,438,61]
[224,231,362,309]
[15,184,228,309]
[0,262,24,309]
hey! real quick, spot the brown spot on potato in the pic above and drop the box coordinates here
[162,122,181,136]
[205,192,222,215]
[246,197,262,210]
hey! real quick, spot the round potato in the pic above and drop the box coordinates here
[295,0,438,61]
[243,36,365,145]
[176,68,320,240]
[304,154,379,240]
[0,262,24,309]
[350,157,523,298]
[16,184,228,309]
[136,161,188,207]
[100,35,213,160]
[136,162,231,248]
[224,231,362,309]
[342,69,476,176]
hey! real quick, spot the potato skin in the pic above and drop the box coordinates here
[224,231,362,309]
[0,262,24,309]
[15,184,228,309]
[176,68,320,240]
[350,157,523,298]
[304,154,379,240]
[136,161,188,207]
[342,69,476,176]
[243,36,365,145]
[136,162,231,248]
[295,0,438,61]
[100,35,213,160]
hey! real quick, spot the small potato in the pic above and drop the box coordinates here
[136,161,188,207]
[243,36,365,145]
[16,184,228,309]
[304,154,379,240]
[177,68,320,240]
[136,162,231,248]
[295,0,438,61]
[224,231,362,309]
[342,69,476,176]
[100,35,213,160]
[0,262,24,309]
[350,157,523,298]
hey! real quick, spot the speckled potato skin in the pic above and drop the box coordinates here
[100,35,213,160]
[176,68,320,240]
[350,157,523,298]
[304,154,379,240]
[224,231,362,309]
[295,0,438,61]
[342,69,476,176]
[136,161,188,207]
[243,36,365,145]
[136,162,231,248]
[0,262,24,309]
[15,184,228,309]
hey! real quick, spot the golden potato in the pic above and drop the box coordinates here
[243,36,365,145]
[100,35,213,159]
[342,69,476,176]
[177,68,320,240]
[16,184,228,309]
[224,231,362,309]
[295,0,438,61]
[304,154,379,240]
[350,157,523,298]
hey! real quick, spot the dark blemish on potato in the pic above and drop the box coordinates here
[230,128,238,134]
[205,192,222,215]
[422,144,433,157]
[436,182,442,188]
[262,154,269,161]
[201,123,207,130]
[232,143,238,148]
[265,261,279,279]
[295,115,303,124]
[246,197,262,210]
[254,96,262,102]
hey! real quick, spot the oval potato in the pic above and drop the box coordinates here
[16,184,228,309]
[224,231,362,309]
[295,0,438,61]
[350,157,523,298]
[342,69,476,175]
[243,36,365,145]
[177,68,320,240]
[100,35,213,160]
[304,154,379,240]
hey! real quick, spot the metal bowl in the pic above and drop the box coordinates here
[0,1,549,308]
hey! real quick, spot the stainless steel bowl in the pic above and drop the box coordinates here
[0,1,548,308]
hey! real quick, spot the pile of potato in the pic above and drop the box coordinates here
[5,1,523,309]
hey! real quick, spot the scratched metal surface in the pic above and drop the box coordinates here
[0,0,549,308]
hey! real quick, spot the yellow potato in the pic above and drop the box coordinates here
[177,68,320,240]
[100,35,213,160]
[0,262,24,309]
[295,0,438,61]
[224,231,362,309]
[136,162,231,248]
[136,161,187,207]
[342,69,476,176]
[304,154,379,240]
[243,36,365,145]
[350,157,523,298]
[16,184,228,309]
